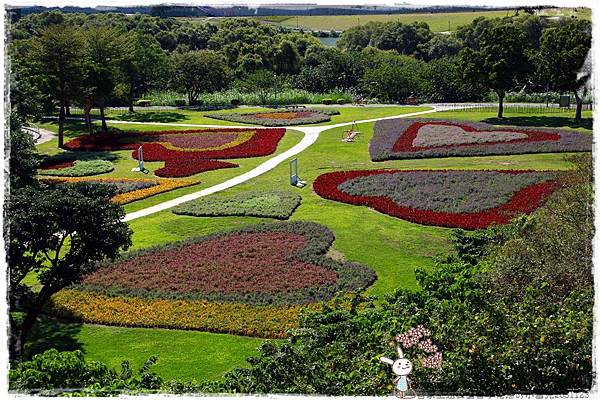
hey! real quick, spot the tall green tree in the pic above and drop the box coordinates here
[274,40,301,75]
[170,50,231,105]
[81,26,128,131]
[29,24,84,147]
[120,32,167,113]
[8,184,132,359]
[459,22,531,118]
[536,19,591,120]
[236,70,287,105]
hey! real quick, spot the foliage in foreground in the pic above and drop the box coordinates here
[197,155,593,396]
[9,349,162,396]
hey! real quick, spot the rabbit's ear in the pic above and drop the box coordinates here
[380,356,394,365]
[396,346,404,358]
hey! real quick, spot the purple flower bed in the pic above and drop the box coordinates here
[154,132,239,149]
[370,118,593,161]
[338,170,558,213]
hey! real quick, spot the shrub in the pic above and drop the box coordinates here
[38,160,114,177]
[172,99,186,107]
[322,98,333,105]
[173,191,301,219]
[10,349,162,395]
[230,99,241,106]
[135,99,151,107]
[336,98,347,105]
[41,177,197,205]
[370,118,592,161]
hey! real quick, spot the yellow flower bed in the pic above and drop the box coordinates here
[41,177,197,205]
[51,289,319,338]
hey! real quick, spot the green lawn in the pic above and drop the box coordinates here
[99,105,431,126]
[260,7,589,32]
[26,318,266,381]
[29,107,592,383]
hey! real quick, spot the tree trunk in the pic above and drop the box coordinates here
[58,104,65,148]
[84,103,93,135]
[12,286,53,360]
[100,104,108,131]
[65,102,71,117]
[497,91,505,119]
[573,91,583,121]
[128,84,135,113]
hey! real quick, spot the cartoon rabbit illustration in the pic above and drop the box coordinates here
[380,345,417,398]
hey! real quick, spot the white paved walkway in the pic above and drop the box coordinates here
[119,106,453,221]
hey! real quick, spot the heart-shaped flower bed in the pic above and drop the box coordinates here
[314,169,560,229]
[370,118,592,161]
[52,221,376,337]
[72,221,375,304]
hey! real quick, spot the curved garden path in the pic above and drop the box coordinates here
[68,105,454,221]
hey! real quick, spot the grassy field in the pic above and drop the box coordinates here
[26,318,266,381]
[179,7,590,33]
[31,107,592,382]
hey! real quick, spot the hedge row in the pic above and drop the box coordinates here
[38,160,115,177]
[370,118,593,161]
[172,191,301,219]
[206,109,340,126]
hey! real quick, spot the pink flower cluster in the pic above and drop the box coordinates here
[395,325,443,369]
[423,352,443,369]
[395,325,430,348]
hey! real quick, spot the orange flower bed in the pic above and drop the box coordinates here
[51,289,318,338]
[41,177,197,205]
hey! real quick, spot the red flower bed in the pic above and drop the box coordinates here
[64,128,285,178]
[154,159,238,178]
[82,232,337,295]
[313,169,560,229]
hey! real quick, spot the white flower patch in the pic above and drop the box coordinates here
[412,124,528,147]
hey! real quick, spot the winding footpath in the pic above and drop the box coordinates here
[64,105,454,222]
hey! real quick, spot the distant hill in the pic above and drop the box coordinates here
[8,4,519,19]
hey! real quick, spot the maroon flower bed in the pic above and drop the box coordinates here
[63,128,286,178]
[39,160,75,170]
[313,169,560,229]
[370,118,592,161]
[73,221,376,305]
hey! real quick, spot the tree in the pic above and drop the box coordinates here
[358,60,424,103]
[415,34,462,61]
[236,70,286,105]
[29,24,84,148]
[170,50,230,105]
[81,26,128,131]
[536,19,591,120]
[8,128,40,190]
[274,40,301,75]
[375,21,434,56]
[459,22,531,118]
[8,183,132,359]
[120,32,167,113]
[420,57,486,102]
